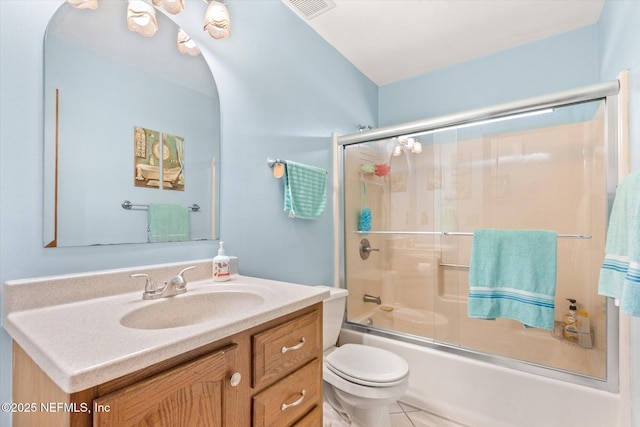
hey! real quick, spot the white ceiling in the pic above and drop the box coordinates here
[284,0,605,86]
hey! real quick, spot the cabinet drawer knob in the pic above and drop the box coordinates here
[281,389,306,411]
[230,372,242,387]
[281,336,305,354]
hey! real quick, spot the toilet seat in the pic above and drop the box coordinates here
[325,344,409,387]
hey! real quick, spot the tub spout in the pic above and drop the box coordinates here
[363,294,382,305]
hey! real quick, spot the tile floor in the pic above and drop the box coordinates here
[389,402,469,427]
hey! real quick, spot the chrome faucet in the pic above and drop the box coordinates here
[363,294,382,305]
[131,266,197,300]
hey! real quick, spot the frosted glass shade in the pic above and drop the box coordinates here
[152,0,185,15]
[177,28,201,56]
[204,1,230,39]
[67,0,98,10]
[127,0,158,37]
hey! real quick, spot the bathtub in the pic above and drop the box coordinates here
[339,326,625,427]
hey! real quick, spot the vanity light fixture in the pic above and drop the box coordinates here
[127,0,158,37]
[68,0,231,54]
[177,28,202,56]
[204,0,231,39]
[66,0,98,9]
[152,0,185,14]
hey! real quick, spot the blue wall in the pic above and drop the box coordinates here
[378,24,599,126]
[598,0,640,170]
[205,1,378,285]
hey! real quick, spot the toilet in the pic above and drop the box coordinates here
[321,286,409,427]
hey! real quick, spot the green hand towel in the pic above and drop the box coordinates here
[284,161,327,219]
[148,204,190,243]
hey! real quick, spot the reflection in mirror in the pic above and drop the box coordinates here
[43,1,220,247]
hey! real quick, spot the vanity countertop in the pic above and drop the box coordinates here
[2,260,330,394]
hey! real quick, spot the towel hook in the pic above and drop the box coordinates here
[267,158,286,168]
[267,158,286,178]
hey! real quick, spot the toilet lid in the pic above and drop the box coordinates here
[326,344,409,387]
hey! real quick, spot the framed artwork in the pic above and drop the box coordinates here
[161,133,185,191]
[133,127,184,191]
[133,126,161,189]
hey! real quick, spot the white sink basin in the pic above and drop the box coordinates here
[120,291,265,330]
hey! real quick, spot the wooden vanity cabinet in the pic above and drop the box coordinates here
[93,344,240,426]
[12,303,323,427]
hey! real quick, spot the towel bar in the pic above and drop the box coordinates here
[121,200,200,212]
[267,158,328,174]
[352,230,591,239]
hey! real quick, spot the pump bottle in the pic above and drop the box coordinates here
[213,241,230,282]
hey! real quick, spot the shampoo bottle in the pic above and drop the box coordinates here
[213,241,230,282]
[563,299,579,343]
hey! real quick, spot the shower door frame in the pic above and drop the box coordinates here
[335,80,621,392]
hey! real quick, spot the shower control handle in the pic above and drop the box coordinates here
[359,238,379,260]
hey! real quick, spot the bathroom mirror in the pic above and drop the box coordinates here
[43,1,220,247]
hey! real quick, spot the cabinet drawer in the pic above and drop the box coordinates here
[292,405,322,427]
[252,358,321,427]
[253,308,321,388]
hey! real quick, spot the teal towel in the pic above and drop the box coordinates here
[599,171,640,316]
[284,161,327,219]
[468,229,558,329]
[147,204,190,243]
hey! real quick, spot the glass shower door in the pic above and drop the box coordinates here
[343,100,608,380]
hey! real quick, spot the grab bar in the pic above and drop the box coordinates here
[439,263,470,269]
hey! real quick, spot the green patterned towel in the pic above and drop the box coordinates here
[148,204,190,242]
[284,161,327,219]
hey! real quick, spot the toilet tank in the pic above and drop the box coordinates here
[320,286,348,351]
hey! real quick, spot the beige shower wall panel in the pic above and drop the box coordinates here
[448,119,606,378]
[344,145,389,321]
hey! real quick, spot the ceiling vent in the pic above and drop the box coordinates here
[283,0,336,20]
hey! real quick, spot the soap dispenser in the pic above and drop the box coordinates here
[563,299,579,343]
[213,241,230,282]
